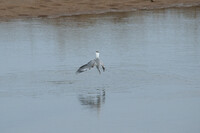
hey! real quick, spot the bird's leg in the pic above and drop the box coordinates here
[96,66,101,74]
[98,69,101,74]
[100,62,105,72]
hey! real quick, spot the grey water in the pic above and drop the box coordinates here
[0,7,200,133]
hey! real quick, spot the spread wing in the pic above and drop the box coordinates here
[76,60,96,74]
[100,61,105,72]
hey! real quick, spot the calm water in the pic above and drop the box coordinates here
[0,7,200,133]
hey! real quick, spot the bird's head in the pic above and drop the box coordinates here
[96,51,100,58]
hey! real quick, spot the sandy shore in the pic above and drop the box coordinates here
[0,0,200,19]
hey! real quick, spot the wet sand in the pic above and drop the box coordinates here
[0,0,200,20]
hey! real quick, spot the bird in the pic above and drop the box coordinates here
[76,51,105,74]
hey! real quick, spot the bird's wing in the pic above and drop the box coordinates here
[76,60,96,74]
[100,61,105,72]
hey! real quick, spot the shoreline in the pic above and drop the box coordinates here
[0,0,200,20]
[47,3,200,19]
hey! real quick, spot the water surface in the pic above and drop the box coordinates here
[0,7,200,133]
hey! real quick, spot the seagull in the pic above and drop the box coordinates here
[76,51,105,74]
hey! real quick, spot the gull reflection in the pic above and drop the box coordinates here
[78,89,105,113]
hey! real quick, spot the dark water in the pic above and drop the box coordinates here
[0,7,200,133]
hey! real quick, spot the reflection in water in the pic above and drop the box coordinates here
[78,89,105,113]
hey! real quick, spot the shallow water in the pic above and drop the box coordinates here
[0,7,200,133]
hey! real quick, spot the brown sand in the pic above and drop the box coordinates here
[0,0,200,19]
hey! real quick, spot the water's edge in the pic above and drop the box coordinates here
[0,3,200,22]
